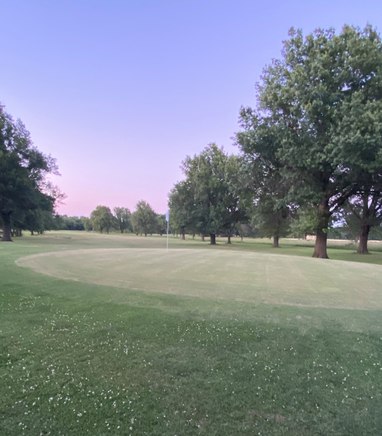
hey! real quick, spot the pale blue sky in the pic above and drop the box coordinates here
[2,0,382,216]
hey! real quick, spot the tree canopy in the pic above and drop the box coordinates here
[169,144,248,244]
[90,205,114,234]
[0,104,58,241]
[131,201,157,236]
[113,207,132,233]
[237,25,382,257]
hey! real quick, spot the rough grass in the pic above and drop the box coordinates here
[1,232,382,435]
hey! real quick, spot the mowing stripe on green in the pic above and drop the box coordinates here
[17,248,382,310]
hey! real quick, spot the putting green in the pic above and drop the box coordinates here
[16,248,382,310]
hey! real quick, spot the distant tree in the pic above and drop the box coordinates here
[113,207,132,233]
[251,197,291,247]
[156,214,167,236]
[90,206,115,233]
[81,216,93,231]
[341,187,382,253]
[131,201,157,236]
[168,180,196,239]
[55,215,85,231]
[26,209,56,235]
[236,222,258,240]
[289,207,318,239]
[0,104,58,241]
[237,25,382,258]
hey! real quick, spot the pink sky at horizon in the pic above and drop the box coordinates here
[2,1,382,217]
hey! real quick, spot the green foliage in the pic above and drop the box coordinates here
[169,144,249,243]
[0,104,57,241]
[22,209,56,234]
[155,214,167,236]
[251,198,290,246]
[169,180,195,237]
[240,152,292,246]
[131,201,157,236]
[238,25,382,257]
[90,206,115,233]
[54,215,86,231]
[81,216,93,231]
[339,189,382,253]
[289,207,319,239]
[113,207,132,233]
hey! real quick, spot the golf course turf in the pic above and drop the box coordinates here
[17,247,382,310]
[1,232,382,435]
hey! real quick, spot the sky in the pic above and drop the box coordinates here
[1,0,382,216]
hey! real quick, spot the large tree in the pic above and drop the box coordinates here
[0,104,57,241]
[240,148,292,248]
[168,180,195,239]
[220,152,250,243]
[113,207,132,233]
[237,26,382,258]
[169,144,248,244]
[131,201,157,236]
[90,205,115,233]
[341,184,382,254]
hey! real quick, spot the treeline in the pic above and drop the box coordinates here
[50,201,167,236]
[169,26,382,257]
[87,202,167,236]
[168,144,382,251]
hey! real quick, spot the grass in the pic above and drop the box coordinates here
[17,247,382,310]
[1,232,382,435]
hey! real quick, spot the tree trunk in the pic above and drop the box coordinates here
[312,201,330,258]
[273,235,279,248]
[313,228,329,258]
[210,233,216,245]
[1,212,13,242]
[357,224,370,254]
[201,235,205,241]
[227,235,231,244]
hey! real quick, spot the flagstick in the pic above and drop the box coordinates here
[166,218,169,252]
[166,210,170,252]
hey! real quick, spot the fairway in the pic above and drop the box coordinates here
[17,247,382,310]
